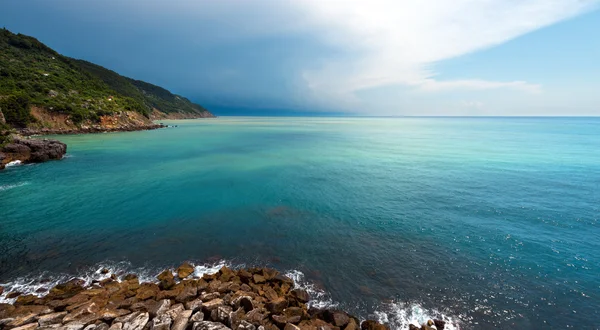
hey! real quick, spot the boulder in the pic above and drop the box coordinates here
[345,319,359,330]
[157,270,175,290]
[177,263,195,279]
[7,313,37,327]
[185,299,203,313]
[284,324,300,330]
[171,309,193,330]
[408,325,419,330]
[433,319,446,330]
[191,311,205,322]
[232,296,253,312]
[149,299,172,318]
[115,311,149,330]
[360,320,389,330]
[175,285,198,302]
[48,279,85,299]
[202,298,224,312]
[14,294,38,306]
[166,304,185,319]
[219,266,236,282]
[11,323,38,330]
[211,305,233,325]
[238,320,257,330]
[266,297,288,314]
[289,290,309,304]
[150,314,172,330]
[201,292,221,302]
[192,321,232,330]
[1,138,67,169]
[135,283,160,300]
[38,311,67,325]
[253,275,266,284]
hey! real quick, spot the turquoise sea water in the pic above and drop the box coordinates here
[0,117,599,329]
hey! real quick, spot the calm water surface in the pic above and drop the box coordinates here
[0,117,598,329]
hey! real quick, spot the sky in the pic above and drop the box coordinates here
[2,0,599,116]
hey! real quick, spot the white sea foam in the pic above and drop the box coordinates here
[285,269,338,309]
[374,301,462,330]
[0,182,29,191]
[5,160,22,167]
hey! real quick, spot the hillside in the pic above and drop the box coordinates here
[0,28,214,133]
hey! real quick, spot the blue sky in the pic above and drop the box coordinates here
[2,0,599,116]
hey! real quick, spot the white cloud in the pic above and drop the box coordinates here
[292,0,598,106]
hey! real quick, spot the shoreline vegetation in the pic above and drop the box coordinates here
[0,265,447,330]
[0,28,215,170]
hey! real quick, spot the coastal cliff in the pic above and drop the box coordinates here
[0,138,66,170]
[0,265,446,330]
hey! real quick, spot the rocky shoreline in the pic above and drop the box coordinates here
[0,138,67,170]
[0,265,445,330]
[16,124,165,137]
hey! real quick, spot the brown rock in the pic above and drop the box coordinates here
[266,297,288,314]
[148,299,172,317]
[263,287,279,301]
[166,304,185,319]
[177,262,195,279]
[6,291,23,298]
[408,325,419,330]
[11,323,38,330]
[150,314,172,330]
[360,320,389,330]
[238,320,257,330]
[185,299,203,313]
[172,309,193,330]
[253,275,266,284]
[201,292,221,302]
[284,323,301,330]
[49,279,86,299]
[175,285,198,303]
[13,294,38,306]
[329,312,349,327]
[37,311,67,325]
[157,270,175,290]
[233,296,254,312]
[12,304,53,316]
[210,305,232,325]
[0,303,15,318]
[238,270,253,283]
[290,290,310,304]
[245,309,266,324]
[433,319,446,330]
[7,313,37,327]
[136,283,160,300]
[262,269,279,281]
[219,266,235,282]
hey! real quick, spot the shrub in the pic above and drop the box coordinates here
[0,94,35,128]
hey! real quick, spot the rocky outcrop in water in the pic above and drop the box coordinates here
[0,138,67,170]
[0,266,443,330]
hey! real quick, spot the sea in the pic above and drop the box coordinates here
[0,117,598,329]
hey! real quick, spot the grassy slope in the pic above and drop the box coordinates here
[0,28,212,129]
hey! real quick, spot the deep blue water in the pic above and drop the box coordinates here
[0,117,598,329]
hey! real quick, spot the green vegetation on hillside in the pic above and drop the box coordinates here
[0,28,212,128]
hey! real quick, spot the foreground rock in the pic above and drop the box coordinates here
[0,265,447,330]
[0,138,67,170]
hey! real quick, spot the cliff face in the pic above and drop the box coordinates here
[0,138,66,169]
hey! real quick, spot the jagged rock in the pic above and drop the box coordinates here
[229,307,246,330]
[136,283,160,300]
[185,299,203,313]
[98,308,130,321]
[193,321,232,330]
[166,304,185,319]
[64,322,86,330]
[177,263,195,279]
[325,311,350,327]
[238,320,257,330]
[284,324,300,330]
[345,319,359,330]
[238,270,253,283]
[7,313,37,327]
[0,303,15,318]
[150,314,172,330]
[408,325,419,330]
[12,323,38,330]
[38,311,67,325]
[232,296,253,312]
[421,320,436,330]
[266,297,288,314]
[211,305,232,325]
[1,138,67,170]
[202,298,224,312]
[201,292,221,302]
[109,322,123,330]
[6,291,23,299]
[272,275,294,286]
[289,290,309,303]
[14,294,38,306]
[48,279,85,299]
[360,320,389,330]
[148,299,171,318]
[263,288,278,301]
[253,275,266,284]
[433,319,446,330]
[157,270,175,290]
[171,309,193,330]
[118,311,149,330]
[176,285,198,302]
[245,309,266,324]
[191,311,205,322]
[219,266,235,282]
